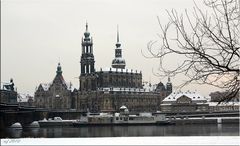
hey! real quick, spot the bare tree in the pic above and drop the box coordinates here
[146,0,240,102]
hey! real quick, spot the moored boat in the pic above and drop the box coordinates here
[72,106,172,126]
[39,117,76,127]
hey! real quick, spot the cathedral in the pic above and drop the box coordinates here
[74,23,172,112]
[34,23,172,113]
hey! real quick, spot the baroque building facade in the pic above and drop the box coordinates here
[34,63,72,110]
[160,91,209,113]
[74,23,172,113]
[209,91,239,102]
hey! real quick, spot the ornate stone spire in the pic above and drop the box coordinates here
[116,25,121,48]
[84,22,90,39]
[86,22,88,31]
[80,22,95,74]
[112,25,126,69]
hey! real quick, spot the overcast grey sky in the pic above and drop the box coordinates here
[1,0,221,96]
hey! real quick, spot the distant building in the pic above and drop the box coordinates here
[0,79,17,104]
[18,94,34,107]
[209,91,239,102]
[208,102,239,112]
[160,91,209,113]
[34,63,72,110]
[74,23,172,112]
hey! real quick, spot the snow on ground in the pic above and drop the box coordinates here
[1,136,240,145]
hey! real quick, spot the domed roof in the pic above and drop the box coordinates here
[116,42,121,48]
[157,82,164,87]
[112,58,126,64]
[119,105,127,110]
[84,31,90,38]
[155,82,166,91]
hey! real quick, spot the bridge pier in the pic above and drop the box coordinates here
[0,110,47,129]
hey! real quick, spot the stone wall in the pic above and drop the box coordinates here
[96,71,142,89]
[34,83,72,110]
[74,90,164,113]
[0,89,17,104]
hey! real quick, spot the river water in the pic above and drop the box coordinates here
[1,124,239,138]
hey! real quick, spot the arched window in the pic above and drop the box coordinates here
[86,46,89,53]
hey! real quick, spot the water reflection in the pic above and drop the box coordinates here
[6,129,22,138]
[218,124,222,132]
[1,124,239,138]
[27,128,39,137]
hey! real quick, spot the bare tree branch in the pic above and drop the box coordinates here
[145,0,240,102]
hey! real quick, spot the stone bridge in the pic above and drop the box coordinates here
[0,104,85,129]
[0,104,47,129]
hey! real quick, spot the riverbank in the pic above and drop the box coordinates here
[1,136,240,145]
[170,117,239,124]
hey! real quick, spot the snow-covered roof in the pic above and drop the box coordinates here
[65,82,73,91]
[205,96,212,102]
[97,87,155,93]
[0,82,14,91]
[112,57,126,63]
[38,80,73,92]
[120,105,127,110]
[163,91,207,102]
[0,82,4,90]
[40,83,51,91]
[143,83,157,92]
[17,93,33,102]
[114,57,124,61]
[97,67,141,74]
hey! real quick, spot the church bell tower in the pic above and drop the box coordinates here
[112,26,126,69]
[79,23,96,91]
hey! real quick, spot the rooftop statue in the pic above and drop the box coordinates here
[3,78,15,91]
